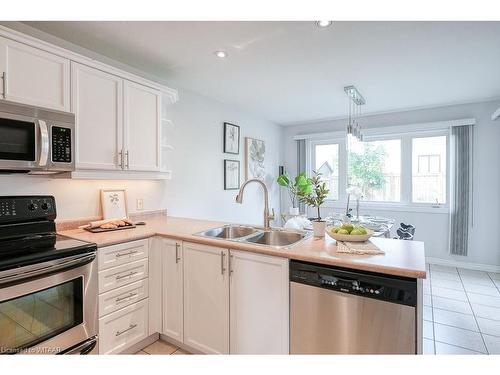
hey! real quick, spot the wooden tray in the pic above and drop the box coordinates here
[84,224,136,233]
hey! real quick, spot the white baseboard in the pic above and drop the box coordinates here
[426,256,500,273]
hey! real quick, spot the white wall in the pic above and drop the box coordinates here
[165,88,284,226]
[283,100,500,268]
[0,178,167,220]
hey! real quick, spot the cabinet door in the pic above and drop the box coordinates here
[71,62,123,170]
[183,242,229,354]
[0,36,70,111]
[123,81,161,171]
[161,239,184,342]
[229,250,289,354]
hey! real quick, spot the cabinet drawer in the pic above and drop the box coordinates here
[98,299,149,354]
[99,278,149,317]
[98,239,149,271]
[99,258,148,294]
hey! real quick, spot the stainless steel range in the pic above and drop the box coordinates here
[0,196,98,354]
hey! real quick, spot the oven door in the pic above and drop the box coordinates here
[0,252,97,354]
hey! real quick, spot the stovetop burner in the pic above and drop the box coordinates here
[0,195,97,271]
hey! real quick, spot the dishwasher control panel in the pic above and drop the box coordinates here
[290,260,417,307]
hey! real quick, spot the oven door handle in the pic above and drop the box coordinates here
[38,119,49,167]
[59,335,98,355]
[0,252,96,286]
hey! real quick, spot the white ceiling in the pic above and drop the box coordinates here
[24,21,500,124]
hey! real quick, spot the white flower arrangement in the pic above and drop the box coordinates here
[346,186,363,200]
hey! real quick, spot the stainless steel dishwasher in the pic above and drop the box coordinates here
[290,260,417,354]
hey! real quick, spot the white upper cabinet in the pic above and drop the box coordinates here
[70,63,162,174]
[183,242,229,354]
[0,35,70,111]
[123,81,161,172]
[229,250,289,354]
[72,62,123,170]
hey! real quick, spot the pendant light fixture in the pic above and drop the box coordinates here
[344,85,365,141]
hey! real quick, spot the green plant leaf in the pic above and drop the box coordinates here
[277,174,290,187]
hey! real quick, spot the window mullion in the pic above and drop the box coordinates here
[401,135,412,204]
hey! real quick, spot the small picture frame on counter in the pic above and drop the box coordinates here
[100,189,128,220]
[224,159,240,190]
[223,122,240,154]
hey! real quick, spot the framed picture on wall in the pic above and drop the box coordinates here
[224,159,240,190]
[223,122,240,154]
[245,137,266,180]
[100,189,128,220]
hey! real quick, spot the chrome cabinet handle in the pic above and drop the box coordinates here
[175,243,181,264]
[221,251,226,275]
[115,250,138,258]
[125,150,130,169]
[116,271,137,280]
[115,323,137,337]
[115,292,138,303]
[118,150,123,169]
[1,72,5,98]
[229,254,234,275]
[38,120,49,167]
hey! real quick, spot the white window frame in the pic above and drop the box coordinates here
[409,130,450,209]
[306,128,450,214]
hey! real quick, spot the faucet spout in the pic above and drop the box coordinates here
[235,178,275,229]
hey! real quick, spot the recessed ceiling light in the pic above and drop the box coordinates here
[316,21,333,28]
[214,50,228,58]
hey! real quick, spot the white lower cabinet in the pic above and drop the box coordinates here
[161,241,289,354]
[183,242,230,354]
[161,238,184,342]
[229,250,289,354]
[98,299,149,354]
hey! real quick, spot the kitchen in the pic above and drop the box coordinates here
[1,4,500,371]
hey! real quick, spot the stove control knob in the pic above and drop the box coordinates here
[27,203,37,211]
[370,289,374,293]
[41,202,50,210]
[375,290,380,295]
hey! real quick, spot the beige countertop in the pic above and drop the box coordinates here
[59,216,427,279]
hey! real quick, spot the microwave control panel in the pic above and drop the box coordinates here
[51,126,72,163]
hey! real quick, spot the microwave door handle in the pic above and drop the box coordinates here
[38,120,49,166]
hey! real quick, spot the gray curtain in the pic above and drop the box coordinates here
[450,125,473,256]
[296,140,306,214]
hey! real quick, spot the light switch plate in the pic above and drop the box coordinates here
[136,198,144,210]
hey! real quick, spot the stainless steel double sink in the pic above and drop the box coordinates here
[194,225,311,249]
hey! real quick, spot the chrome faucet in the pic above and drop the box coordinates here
[235,178,275,229]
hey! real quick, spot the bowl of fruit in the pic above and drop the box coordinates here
[325,223,374,242]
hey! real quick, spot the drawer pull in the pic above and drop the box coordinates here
[115,323,138,337]
[115,292,138,303]
[116,271,138,280]
[115,250,138,258]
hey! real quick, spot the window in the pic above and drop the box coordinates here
[348,138,401,202]
[412,136,447,204]
[314,143,339,200]
[307,128,449,209]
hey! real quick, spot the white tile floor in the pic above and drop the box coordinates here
[424,264,500,354]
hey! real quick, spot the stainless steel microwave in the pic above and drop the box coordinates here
[0,100,75,173]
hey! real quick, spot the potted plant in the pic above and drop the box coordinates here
[277,172,309,216]
[297,171,330,237]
